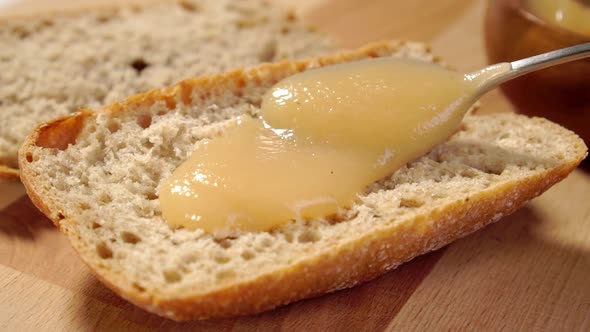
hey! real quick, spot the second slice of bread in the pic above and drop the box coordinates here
[0,0,336,177]
[19,41,587,320]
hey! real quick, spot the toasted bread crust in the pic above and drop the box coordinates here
[18,41,586,320]
[72,158,585,320]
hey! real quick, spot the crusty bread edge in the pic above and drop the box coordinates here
[18,42,586,320]
[110,158,584,320]
[24,147,585,321]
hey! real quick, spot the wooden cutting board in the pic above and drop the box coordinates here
[1,1,589,331]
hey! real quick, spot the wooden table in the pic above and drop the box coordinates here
[1,1,589,331]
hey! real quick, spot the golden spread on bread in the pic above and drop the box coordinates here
[160,58,481,232]
[528,0,590,36]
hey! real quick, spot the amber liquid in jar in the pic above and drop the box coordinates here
[528,0,590,36]
[485,0,590,167]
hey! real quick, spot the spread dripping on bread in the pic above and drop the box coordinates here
[160,58,492,233]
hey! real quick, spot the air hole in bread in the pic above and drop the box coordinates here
[283,232,294,243]
[96,242,113,259]
[163,270,182,283]
[137,113,152,129]
[57,213,65,220]
[228,2,263,17]
[214,254,231,264]
[527,136,542,144]
[431,192,447,199]
[179,0,200,12]
[145,193,158,201]
[12,27,30,39]
[216,269,235,280]
[107,121,121,133]
[325,212,349,224]
[121,231,141,244]
[235,17,268,29]
[235,21,251,29]
[246,96,262,108]
[399,197,424,208]
[40,19,54,28]
[346,210,359,221]
[260,237,272,248]
[258,40,277,62]
[372,213,382,219]
[430,151,444,163]
[298,229,321,243]
[99,193,113,204]
[285,10,297,22]
[178,263,189,274]
[216,239,232,249]
[96,15,111,24]
[280,26,291,35]
[460,168,479,179]
[25,152,33,163]
[130,58,150,74]
[141,139,155,149]
[91,222,101,229]
[241,250,256,260]
[78,179,88,190]
[482,164,505,175]
[182,253,199,264]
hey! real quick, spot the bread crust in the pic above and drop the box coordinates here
[18,42,587,321]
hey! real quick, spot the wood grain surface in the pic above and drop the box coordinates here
[1,0,589,331]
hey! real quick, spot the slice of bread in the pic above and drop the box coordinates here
[19,41,587,321]
[0,0,336,178]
